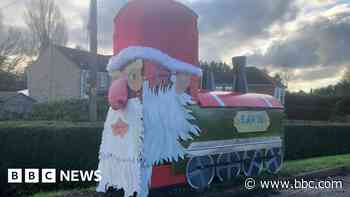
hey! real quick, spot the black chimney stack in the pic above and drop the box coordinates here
[232,56,248,93]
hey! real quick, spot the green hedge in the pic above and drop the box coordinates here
[284,124,350,160]
[285,94,350,121]
[334,98,350,121]
[0,98,109,122]
[29,98,109,122]
[285,94,340,121]
[1,121,350,195]
[0,122,103,196]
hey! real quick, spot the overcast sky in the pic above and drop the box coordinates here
[0,0,349,92]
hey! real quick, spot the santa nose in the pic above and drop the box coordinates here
[108,77,128,110]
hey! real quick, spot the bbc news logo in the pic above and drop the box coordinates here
[8,169,101,183]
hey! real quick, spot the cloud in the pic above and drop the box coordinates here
[96,0,127,52]
[68,0,299,58]
[187,0,299,61]
[65,0,127,53]
[293,66,344,82]
[250,4,350,71]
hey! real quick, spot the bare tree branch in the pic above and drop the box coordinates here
[0,10,26,91]
[24,0,68,55]
[343,68,350,82]
[0,10,24,72]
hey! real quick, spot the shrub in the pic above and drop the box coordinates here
[284,124,350,160]
[334,97,350,117]
[30,98,109,122]
[285,94,340,121]
[0,121,103,196]
[0,111,30,121]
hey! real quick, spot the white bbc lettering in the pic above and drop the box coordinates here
[42,169,56,183]
[25,169,39,183]
[8,169,22,183]
[60,170,70,182]
[80,170,94,181]
[59,170,101,182]
[94,170,102,182]
[71,170,80,182]
[8,169,100,184]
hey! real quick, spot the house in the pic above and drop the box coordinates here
[27,45,111,103]
[214,67,286,104]
[246,67,286,104]
[0,92,36,117]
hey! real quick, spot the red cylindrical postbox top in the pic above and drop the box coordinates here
[113,0,200,98]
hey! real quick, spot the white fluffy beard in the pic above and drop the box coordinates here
[97,99,143,197]
[142,79,200,166]
[139,78,200,197]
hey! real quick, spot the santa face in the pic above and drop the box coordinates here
[108,59,192,110]
[108,59,144,111]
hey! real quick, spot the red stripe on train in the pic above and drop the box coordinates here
[151,165,186,188]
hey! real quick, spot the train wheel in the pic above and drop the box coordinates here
[216,152,241,182]
[265,147,283,174]
[242,150,263,177]
[186,155,215,190]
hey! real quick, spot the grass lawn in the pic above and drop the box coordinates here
[32,187,96,197]
[281,153,350,176]
[0,121,103,128]
[31,153,350,197]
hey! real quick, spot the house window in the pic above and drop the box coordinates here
[98,72,109,90]
[80,69,90,99]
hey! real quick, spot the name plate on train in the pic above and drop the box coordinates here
[234,111,270,133]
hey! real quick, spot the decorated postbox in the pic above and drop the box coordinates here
[97,0,285,196]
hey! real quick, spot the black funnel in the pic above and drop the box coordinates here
[232,56,248,93]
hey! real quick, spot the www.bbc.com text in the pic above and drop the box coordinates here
[245,177,343,191]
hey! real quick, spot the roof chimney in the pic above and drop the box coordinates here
[232,56,248,93]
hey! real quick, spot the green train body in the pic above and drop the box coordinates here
[189,105,284,142]
[170,101,285,190]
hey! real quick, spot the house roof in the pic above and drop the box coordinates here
[246,67,284,87]
[55,45,111,72]
[0,92,35,103]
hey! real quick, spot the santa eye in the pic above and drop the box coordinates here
[130,73,136,80]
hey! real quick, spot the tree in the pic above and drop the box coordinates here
[24,0,68,55]
[273,73,283,84]
[312,68,350,97]
[200,61,234,89]
[312,85,336,96]
[343,68,350,82]
[0,11,26,91]
[336,68,350,97]
[0,28,23,72]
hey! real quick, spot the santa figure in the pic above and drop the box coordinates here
[97,47,202,197]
